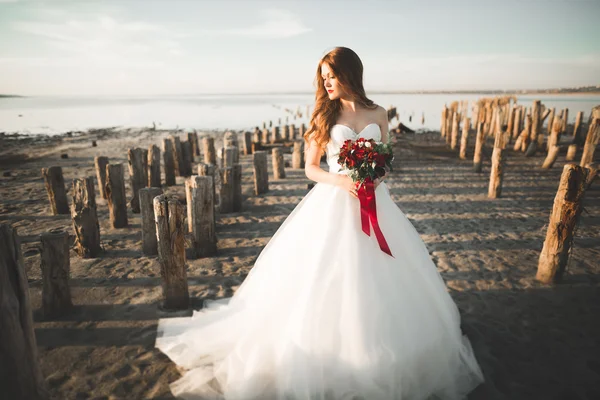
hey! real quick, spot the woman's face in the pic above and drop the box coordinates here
[321,63,343,100]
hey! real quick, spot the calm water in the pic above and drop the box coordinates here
[1,93,598,136]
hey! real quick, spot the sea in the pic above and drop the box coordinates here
[1,93,598,136]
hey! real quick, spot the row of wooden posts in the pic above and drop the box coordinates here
[35,125,308,312]
[1,121,310,398]
[439,99,599,285]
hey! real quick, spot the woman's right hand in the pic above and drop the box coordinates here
[336,175,358,198]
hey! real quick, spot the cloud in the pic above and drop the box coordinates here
[11,12,186,63]
[197,9,311,38]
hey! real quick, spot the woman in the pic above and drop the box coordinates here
[156,47,485,399]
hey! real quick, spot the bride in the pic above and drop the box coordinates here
[155,47,485,399]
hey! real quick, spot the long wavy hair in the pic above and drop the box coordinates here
[304,47,377,150]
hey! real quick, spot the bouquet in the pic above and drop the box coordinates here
[337,138,395,257]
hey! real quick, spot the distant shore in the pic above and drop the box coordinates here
[2,87,600,98]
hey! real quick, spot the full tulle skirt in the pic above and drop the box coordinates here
[155,181,484,399]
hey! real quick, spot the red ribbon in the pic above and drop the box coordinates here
[357,178,394,257]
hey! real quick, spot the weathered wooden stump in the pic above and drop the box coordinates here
[232,164,243,212]
[105,164,128,228]
[219,167,234,213]
[292,140,305,169]
[198,163,217,213]
[94,156,109,199]
[542,117,563,169]
[162,138,176,186]
[185,176,217,258]
[536,164,588,284]
[488,129,507,198]
[71,177,101,258]
[253,151,269,195]
[473,122,485,173]
[243,131,253,155]
[526,100,542,156]
[584,162,598,189]
[261,128,269,144]
[512,107,522,140]
[154,195,189,310]
[41,166,69,215]
[128,148,148,213]
[203,137,217,165]
[450,112,459,150]
[572,111,584,146]
[182,140,195,177]
[223,146,238,168]
[187,132,198,159]
[271,126,279,144]
[140,187,163,256]
[148,144,161,188]
[40,229,73,318]
[289,124,296,141]
[272,148,285,179]
[459,117,470,160]
[580,118,599,167]
[0,224,48,400]
[440,106,448,138]
[170,135,185,177]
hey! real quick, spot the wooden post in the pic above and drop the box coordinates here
[271,126,279,144]
[170,135,185,177]
[546,107,555,138]
[519,115,532,152]
[253,127,261,144]
[223,146,238,168]
[572,111,584,146]
[71,177,101,258]
[253,151,269,195]
[40,229,72,318]
[542,118,563,169]
[507,106,516,139]
[473,121,485,173]
[187,132,198,159]
[148,144,161,188]
[198,163,217,216]
[488,129,507,198]
[459,117,470,159]
[562,108,569,133]
[0,224,48,400]
[272,148,285,179]
[300,123,306,138]
[105,164,128,228]
[527,100,542,156]
[94,156,109,199]
[450,112,459,150]
[440,106,447,137]
[289,124,296,141]
[181,141,193,177]
[162,138,176,186]
[154,195,189,310]
[128,148,148,214]
[580,118,599,167]
[41,166,69,215]
[566,144,578,161]
[281,125,288,141]
[512,107,522,139]
[185,176,217,258]
[193,131,200,156]
[292,140,305,168]
[203,137,217,165]
[585,162,598,189]
[232,164,242,212]
[261,128,269,144]
[243,131,252,155]
[536,164,588,284]
[219,167,234,213]
[140,187,163,256]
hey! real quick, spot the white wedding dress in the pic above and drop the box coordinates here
[155,123,485,399]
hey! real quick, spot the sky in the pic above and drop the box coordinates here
[0,0,599,96]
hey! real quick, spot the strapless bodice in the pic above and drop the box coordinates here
[326,123,382,174]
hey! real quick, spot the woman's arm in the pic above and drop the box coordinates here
[304,134,342,186]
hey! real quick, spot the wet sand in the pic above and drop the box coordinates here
[0,126,599,399]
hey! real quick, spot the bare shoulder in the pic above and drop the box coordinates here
[372,104,388,122]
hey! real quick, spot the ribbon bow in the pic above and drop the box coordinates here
[357,177,394,257]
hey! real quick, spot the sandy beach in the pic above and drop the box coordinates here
[0,124,599,400]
